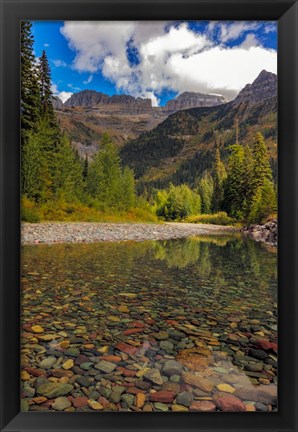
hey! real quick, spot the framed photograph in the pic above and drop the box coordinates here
[0,1,297,431]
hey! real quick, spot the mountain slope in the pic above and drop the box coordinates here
[120,70,277,192]
[55,90,226,152]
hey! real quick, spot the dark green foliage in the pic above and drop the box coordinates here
[212,149,227,212]
[39,50,56,125]
[21,21,41,135]
[223,144,246,219]
[83,154,89,180]
[248,179,277,223]
[252,132,273,189]
[223,133,276,223]
[87,134,136,211]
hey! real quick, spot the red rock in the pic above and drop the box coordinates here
[190,401,216,412]
[41,399,55,407]
[256,339,278,353]
[214,395,246,412]
[117,367,137,377]
[115,342,138,355]
[150,391,175,403]
[25,367,46,377]
[145,319,156,325]
[98,397,110,407]
[166,320,179,326]
[51,369,73,378]
[130,321,145,328]
[122,328,144,335]
[75,355,90,366]
[101,355,121,363]
[71,396,88,408]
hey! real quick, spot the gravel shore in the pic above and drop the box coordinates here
[21,222,238,245]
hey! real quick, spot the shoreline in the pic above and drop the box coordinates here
[21,222,239,245]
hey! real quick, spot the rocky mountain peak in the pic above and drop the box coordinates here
[64,90,152,111]
[234,70,277,106]
[165,91,226,112]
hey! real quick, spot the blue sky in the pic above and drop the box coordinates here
[32,21,277,106]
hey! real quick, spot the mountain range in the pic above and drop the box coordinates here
[120,70,277,192]
[54,70,277,191]
[54,89,227,152]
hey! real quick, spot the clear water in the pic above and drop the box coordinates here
[21,235,277,412]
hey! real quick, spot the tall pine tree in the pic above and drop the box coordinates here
[21,21,41,136]
[212,148,227,212]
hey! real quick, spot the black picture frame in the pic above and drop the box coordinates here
[0,0,297,431]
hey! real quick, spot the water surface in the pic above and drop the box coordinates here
[21,235,277,412]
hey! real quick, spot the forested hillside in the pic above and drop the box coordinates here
[120,72,277,193]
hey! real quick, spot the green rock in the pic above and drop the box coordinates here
[65,348,80,357]
[21,399,29,412]
[52,396,71,411]
[80,362,94,370]
[39,356,57,369]
[95,360,117,374]
[170,375,181,383]
[121,394,134,406]
[163,360,183,376]
[160,340,174,353]
[37,382,74,398]
[144,368,164,385]
[154,402,169,411]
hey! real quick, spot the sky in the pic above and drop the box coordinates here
[32,20,277,106]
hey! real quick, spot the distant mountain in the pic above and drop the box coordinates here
[233,70,277,106]
[165,91,226,112]
[64,90,152,111]
[55,89,226,152]
[52,96,63,110]
[120,70,277,192]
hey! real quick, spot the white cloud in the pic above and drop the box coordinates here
[83,75,93,85]
[53,59,68,67]
[44,43,50,47]
[239,33,260,49]
[217,21,261,43]
[58,91,73,103]
[67,83,81,91]
[264,22,277,33]
[51,83,72,103]
[60,21,277,103]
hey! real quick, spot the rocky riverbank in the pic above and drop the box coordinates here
[21,222,238,245]
[242,220,277,247]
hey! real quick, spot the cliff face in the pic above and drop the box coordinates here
[165,91,226,111]
[52,96,63,110]
[233,70,277,106]
[64,90,152,112]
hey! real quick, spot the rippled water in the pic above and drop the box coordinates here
[21,235,277,412]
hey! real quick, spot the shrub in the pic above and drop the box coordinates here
[186,212,235,226]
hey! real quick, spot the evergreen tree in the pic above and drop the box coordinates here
[212,148,227,212]
[21,21,41,135]
[223,144,245,218]
[248,178,277,223]
[241,145,255,217]
[87,134,123,209]
[252,132,273,189]
[198,173,213,214]
[121,167,136,210]
[54,135,84,201]
[38,50,57,128]
[83,154,89,180]
[21,130,43,200]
